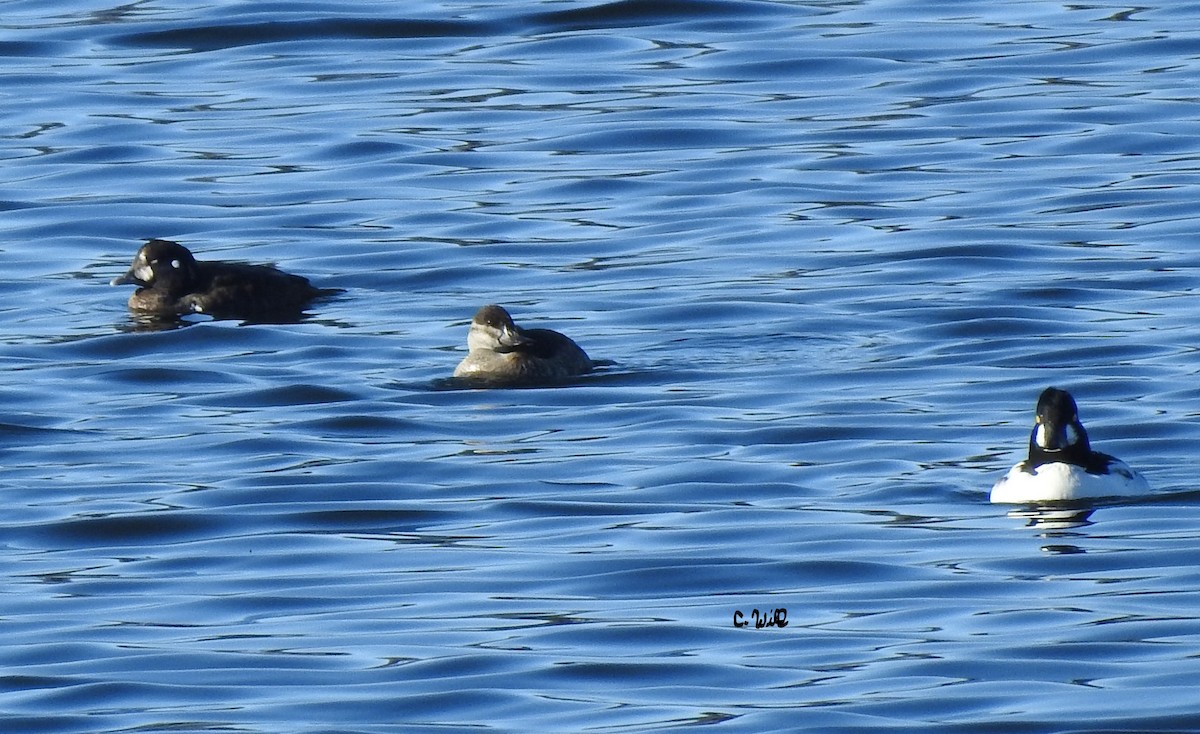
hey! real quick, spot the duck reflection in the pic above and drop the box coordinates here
[1007,504,1095,530]
[1004,504,1094,554]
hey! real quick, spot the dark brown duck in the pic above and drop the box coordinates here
[112,239,334,321]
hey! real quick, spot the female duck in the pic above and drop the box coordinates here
[112,238,332,321]
[453,304,592,386]
[991,387,1150,503]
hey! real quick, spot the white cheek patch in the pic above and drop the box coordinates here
[134,265,155,283]
[1035,421,1081,450]
[170,259,181,269]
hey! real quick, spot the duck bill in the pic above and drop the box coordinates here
[111,265,151,287]
[496,324,530,350]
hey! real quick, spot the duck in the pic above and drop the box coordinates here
[112,239,334,321]
[453,304,592,385]
[990,387,1150,503]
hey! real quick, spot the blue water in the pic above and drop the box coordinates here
[4,1,1200,731]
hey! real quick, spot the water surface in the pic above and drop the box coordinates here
[4,1,1200,732]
